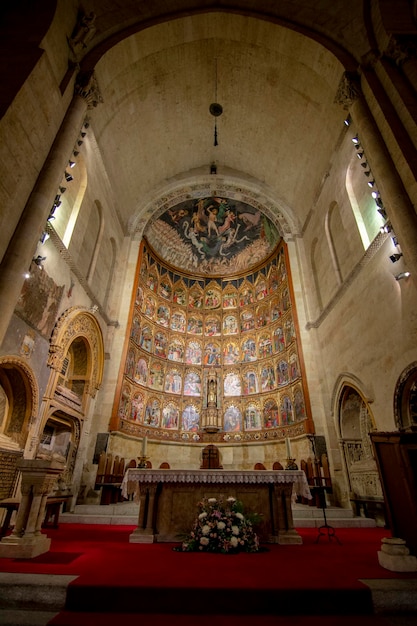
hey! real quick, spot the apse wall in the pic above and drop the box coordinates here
[111,238,313,447]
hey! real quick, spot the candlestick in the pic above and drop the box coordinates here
[285,437,292,458]
[141,436,147,457]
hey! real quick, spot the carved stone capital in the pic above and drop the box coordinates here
[334,71,362,110]
[385,36,417,66]
[75,71,103,109]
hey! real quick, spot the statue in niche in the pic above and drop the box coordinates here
[208,376,217,406]
[70,11,96,50]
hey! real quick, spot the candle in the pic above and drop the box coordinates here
[285,437,292,458]
[141,436,147,457]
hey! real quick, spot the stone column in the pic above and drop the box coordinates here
[335,72,417,280]
[0,71,102,347]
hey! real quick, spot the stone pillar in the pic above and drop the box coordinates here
[130,484,157,543]
[0,71,102,347]
[0,458,65,559]
[335,71,417,281]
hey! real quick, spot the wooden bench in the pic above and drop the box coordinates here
[42,495,73,528]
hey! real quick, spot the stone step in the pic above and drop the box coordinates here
[59,503,377,528]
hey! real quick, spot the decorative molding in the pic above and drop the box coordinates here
[0,355,39,426]
[75,70,103,109]
[334,71,362,110]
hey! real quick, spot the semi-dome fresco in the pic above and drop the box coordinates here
[145,197,280,276]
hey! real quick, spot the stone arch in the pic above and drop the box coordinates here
[48,306,104,399]
[393,361,417,431]
[0,356,39,450]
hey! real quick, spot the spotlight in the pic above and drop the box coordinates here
[80,132,86,138]
[389,253,403,263]
[371,190,380,199]
[77,140,83,146]
[344,116,351,126]
[395,271,411,281]
[377,208,387,220]
[73,150,79,157]
[367,180,375,187]
[23,272,31,280]
[40,231,50,244]
[210,162,217,175]
[356,152,364,159]
[65,171,73,182]
[33,255,46,267]
[69,160,76,168]
[360,162,368,169]
[59,186,66,194]
[375,197,384,209]
[352,135,360,144]
[363,170,371,177]
[84,122,89,129]
[47,213,55,222]
[391,235,398,246]
[54,194,61,206]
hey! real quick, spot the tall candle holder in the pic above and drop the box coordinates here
[137,456,149,469]
[285,458,298,470]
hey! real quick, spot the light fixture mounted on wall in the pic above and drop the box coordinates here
[389,253,403,263]
[395,271,411,281]
[65,171,73,182]
[209,57,223,146]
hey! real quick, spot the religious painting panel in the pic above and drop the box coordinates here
[170,310,186,333]
[255,277,268,301]
[173,283,187,306]
[118,384,131,420]
[294,386,306,421]
[244,402,262,430]
[282,287,290,312]
[224,404,242,432]
[153,331,166,360]
[223,314,238,335]
[280,395,294,424]
[146,271,158,292]
[185,340,202,365]
[242,369,259,395]
[135,285,144,309]
[273,326,285,353]
[260,364,276,391]
[167,338,184,362]
[289,352,300,381]
[125,347,136,379]
[144,398,161,427]
[258,334,272,359]
[156,303,170,327]
[181,404,200,431]
[189,287,203,309]
[223,340,239,365]
[184,370,201,396]
[187,314,203,335]
[268,267,278,293]
[139,326,153,352]
[240,309,255,333]
[162,402,180,429]
[134,357,148,386]
[130,392,145,422]
[224,372,241,397]
[241,337,257,362]
[149,361,164,391]
[256,305,269,328]
[270,298,281,322]
[277,359,289,387]
[203,342,221,366]
[263,398,279,428]
[204,287,222,309]
[130,315,141,344]
[205,315,221,336]
[143,294,156,319]
[158,276,172,300]
[239,283,254,306]
[222,290,238,309]
[164,369,182,394]
[284,316,295,345]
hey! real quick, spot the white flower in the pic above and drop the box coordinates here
[198,512,207,520]
[200,536,209,546]
[217,521,226,530]
[230,536,238,547]
[208,498,217,504]
[227,497,236,503]
[235,512,244,520]
[232,525,240,535]
[202,525,210,535]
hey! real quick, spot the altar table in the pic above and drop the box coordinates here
[121,469,311,545]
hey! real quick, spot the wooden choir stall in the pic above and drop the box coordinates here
[121,469,311,545]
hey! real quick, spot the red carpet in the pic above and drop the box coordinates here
[0,525,415,625]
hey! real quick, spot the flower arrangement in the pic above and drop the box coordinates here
[178,496,261,553]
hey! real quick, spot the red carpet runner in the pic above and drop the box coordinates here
[0,525,415,625]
